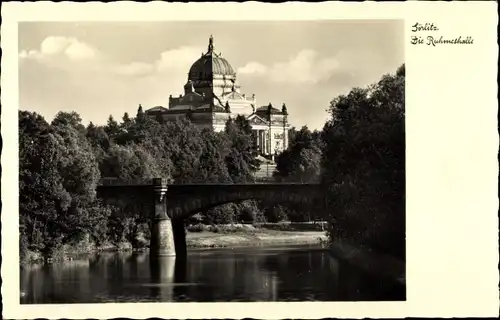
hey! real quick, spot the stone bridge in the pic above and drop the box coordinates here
[96,178,325,257]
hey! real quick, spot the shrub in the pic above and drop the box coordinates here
[237,200,266,223]
[206,203,238,224]
[187,223,209,233]
[265,205,289,223]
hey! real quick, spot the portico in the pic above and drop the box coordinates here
[248,102,289,157]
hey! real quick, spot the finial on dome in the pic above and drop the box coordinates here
[208,34,214,53]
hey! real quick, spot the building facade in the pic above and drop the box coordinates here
[144,35,290,157]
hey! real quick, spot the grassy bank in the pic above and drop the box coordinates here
[187,228,327,249]
[21,223,328,264]
[186,223,327,248]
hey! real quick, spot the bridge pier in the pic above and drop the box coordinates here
[150,218,176,256]
[172,219,187,258]
[150,179,176,256]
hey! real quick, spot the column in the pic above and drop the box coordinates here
[258,130,264,154]
[255,130,260,150]
[267,129,271,155]
[262,131,267,155]
[150,178,176,256]
[260,130,264,154]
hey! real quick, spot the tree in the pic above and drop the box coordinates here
[19,111,106,256]
[86,122,111,154]
[99,144,164,183]
[287,127,298,145]
[322,64,405,260]
[19,111,64,253]
[154,119,205,184]
[274,126,322,183]
[105,115,121,141]
[224,116,261,182]
[50,114,103,242]
[51,111,86,134]
[121,112,133,131]
[125,109,160,145]
[195,129,232,183]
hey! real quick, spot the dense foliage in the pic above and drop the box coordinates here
[19,64,405,261]
[19,108,276,260]
[322,64,405,260]
[274,125,323,183]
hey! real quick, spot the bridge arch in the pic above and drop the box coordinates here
[166,183,325,220]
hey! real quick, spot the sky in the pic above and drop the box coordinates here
[19,20,404,130]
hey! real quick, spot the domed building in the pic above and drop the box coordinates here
[144,35,290,157]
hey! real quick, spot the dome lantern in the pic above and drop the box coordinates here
[208,34,214,53]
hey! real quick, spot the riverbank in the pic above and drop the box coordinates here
[187,229,327,248]
[21,224,328,264]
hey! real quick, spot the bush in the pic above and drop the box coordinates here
[237,200,266,223]
[187,213,204,225]
[288,208,313,222]
[205,203,238,224]
[265,205,289,223]
[186,223,209,233]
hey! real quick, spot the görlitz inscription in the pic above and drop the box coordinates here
[410,22,474,46]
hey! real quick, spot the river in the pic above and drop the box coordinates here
[20,244,404,303]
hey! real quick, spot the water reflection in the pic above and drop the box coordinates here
[20,245,404,304]
[148,256,176,300]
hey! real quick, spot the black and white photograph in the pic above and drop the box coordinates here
[2,1,498,319]
[17,19,405,304]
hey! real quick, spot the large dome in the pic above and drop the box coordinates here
[188,36,236,80]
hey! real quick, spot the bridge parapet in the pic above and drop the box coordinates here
[165,183,325,219]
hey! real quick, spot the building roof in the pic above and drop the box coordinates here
[144,104,228,115]
[188,35,236,80]
[212,105,226,113]
[145,106,168,114]
[255,104,284,115]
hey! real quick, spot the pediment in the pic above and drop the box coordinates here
[247,114,269,125]
[222,91,245,100]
